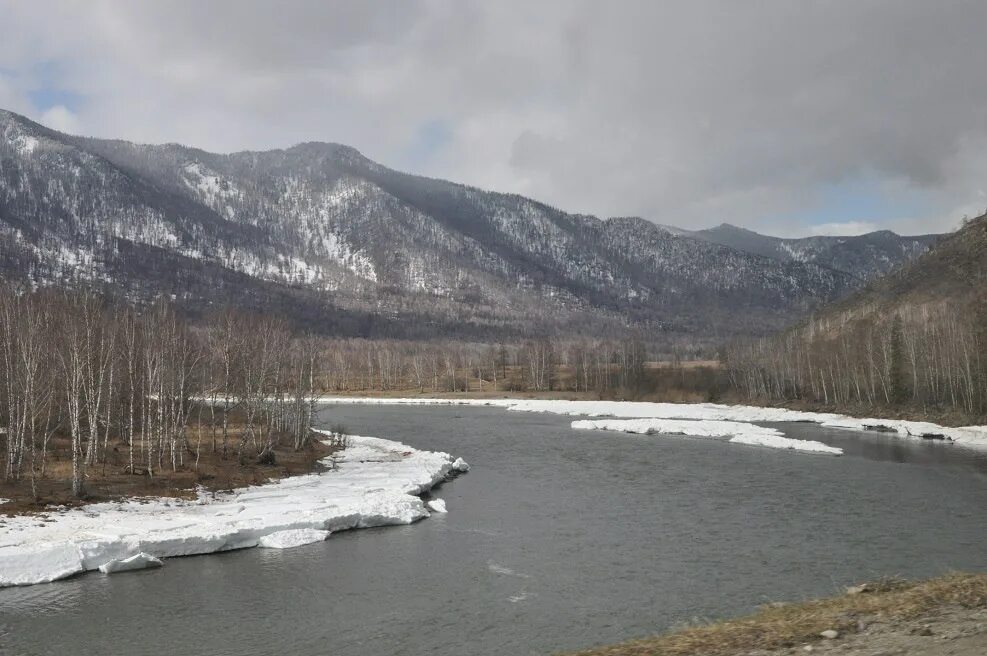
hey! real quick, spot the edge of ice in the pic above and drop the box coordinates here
[0,432,468,588]
[316,396,987,451]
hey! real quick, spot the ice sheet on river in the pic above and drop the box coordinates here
[0,432,469,588]
[571,418,843,455]
[320,397,987,450]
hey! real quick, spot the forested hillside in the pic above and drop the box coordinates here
[687,223,937,280]
[725,214,987,417]
[0,109,934,345]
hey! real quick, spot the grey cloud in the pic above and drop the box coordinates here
[2,0,986,236]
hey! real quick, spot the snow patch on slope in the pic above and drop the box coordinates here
[182,162,240,219]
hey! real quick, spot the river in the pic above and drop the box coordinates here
[2,404,986,656]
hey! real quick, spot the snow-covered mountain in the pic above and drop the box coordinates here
[681,223,937,281]
[0,109,937,341]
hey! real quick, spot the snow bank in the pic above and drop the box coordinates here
[0,433,468,588]
[571,418,843,455]
[320,397,987,450]
[728,433,843,455]
[426,498,447,513]
[257,528,330,549]
[818,417,987,448]
[98,552,162,574]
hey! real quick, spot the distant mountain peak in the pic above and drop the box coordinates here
[711,222,753,232]
[688,220,937,278]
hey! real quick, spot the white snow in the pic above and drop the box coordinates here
[426,498,447,513]
[571,418,843,455]
[182,162,240,218]
[13,135,39,155]
[0,498,9,505]
[728,432,843,454]
[318,397,987,451]
[0,432,467,588]
[98,552,162,574]
[257,528,330,549]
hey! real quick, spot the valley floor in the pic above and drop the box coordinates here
[565,573,987,656]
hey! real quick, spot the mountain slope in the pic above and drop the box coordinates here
[685,222,937,280]
[821,213,987,318]
[724,213,987,415]
[0,109,935,342]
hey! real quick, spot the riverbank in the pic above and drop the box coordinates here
[0,426,336,515]
[318,397,987,451]
[321,388,987,428]
[0,431,468,587]
[565,573,987,656]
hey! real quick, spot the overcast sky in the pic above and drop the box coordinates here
[2,1,985,237]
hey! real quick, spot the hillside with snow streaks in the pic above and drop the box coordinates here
[685,223,937,280]
[0,109,935,339]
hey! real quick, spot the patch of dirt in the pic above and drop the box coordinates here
[750,605,987,656]
[566,574,987,656]
[0,428,337,516]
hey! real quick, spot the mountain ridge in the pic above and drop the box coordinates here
[669,221,939,281]
[0,108,940,344]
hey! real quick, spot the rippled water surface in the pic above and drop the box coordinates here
[2,404,986,656]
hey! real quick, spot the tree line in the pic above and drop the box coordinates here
[316,337,654,394]
[724,299,987,416]
[3,283,696,500]
[0,286,320,499]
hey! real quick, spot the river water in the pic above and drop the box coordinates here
[2,404,986,656]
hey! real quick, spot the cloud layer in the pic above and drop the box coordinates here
[2,0,986,236]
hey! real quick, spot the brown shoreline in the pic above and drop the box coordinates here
[0,428,336,516]
[563,573,987,656]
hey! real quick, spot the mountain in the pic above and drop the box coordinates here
[0,109,937,343]
[681,222,937,281]
[823,213,987,317]
[724,212,986,414]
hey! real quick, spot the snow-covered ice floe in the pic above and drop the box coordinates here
[258,528,330,549]
[319,397,987,452]
[0,432,469,588]
[98,552,162,574]
[571,418,843,455]
[426,498,447,513]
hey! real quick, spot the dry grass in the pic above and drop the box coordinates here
[565,573,987,656]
